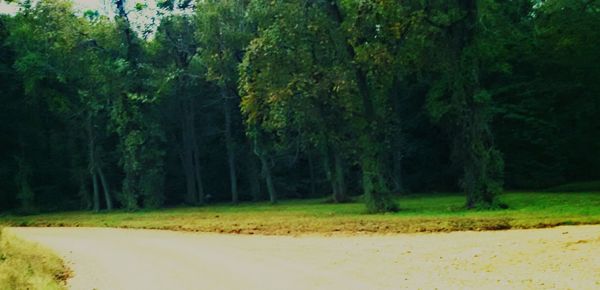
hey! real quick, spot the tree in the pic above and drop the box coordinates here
[110,0,166,209]
[196,0,252,204]
[398,0,503,208]
[8,0,116,211]
[313,1,394,212]
[240,0,404,211]
[494,0,600,188]
[0,0,598,214]
[240,0,352,203]
[151,12,208,205]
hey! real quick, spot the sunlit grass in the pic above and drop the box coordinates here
[1,192,600,235]
[0,228,70,289]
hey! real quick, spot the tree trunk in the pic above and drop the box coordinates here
[307,151,317,196]
[192,135,205,204]
[97,165,112,210]
[91,171,100,212]
[247,150,261,201]
[447,0,500,208]
[189,97,205,204]
[325,0,396,212]
[222,87,239,204]
[321,146,337,200]
[259,152,276,204]
[87,114,100,212]
[181,99,198,205]
[255,137,276,203]
[391,149,404,193]
[216,21,240,204]
[389,76,406,194]
[333,150,346,202]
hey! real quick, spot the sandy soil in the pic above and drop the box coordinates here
[8,226,600,290]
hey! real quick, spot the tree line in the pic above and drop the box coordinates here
[0,0,598,213]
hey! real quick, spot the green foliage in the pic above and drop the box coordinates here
[494,0,600,188]
[418,0,513,208]
[134,3,147,11]
[240,0,403,211]
[112,97,166,210]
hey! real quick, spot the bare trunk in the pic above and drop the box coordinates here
[254,137,276,203]
[192,137,205,204]
[181,100,198,205]
[190,99,205,204]
[307,151,317,196]
[389,76,405,194]
[247,150,261,201]
[216,21,239,204]
[322,144,346,203]
[222,88,238,204]
[391,149,404,193]
[87,114,100,212]
[78,172,92,210]
[259,153,276,204]
[91,171,100,212]
[321,147,331,187]
[333,150,346,202]
[321,146,337,201]
[183,162,197,204]
[97,165,113,210]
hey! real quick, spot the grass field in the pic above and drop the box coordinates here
[0,228,70,290]
[1,192,600,235]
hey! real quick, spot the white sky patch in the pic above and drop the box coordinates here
[0,2,20,15]
[76,0,109,13]
[0,1,159,16]
[0,0,110,15]
[0,1,168,38]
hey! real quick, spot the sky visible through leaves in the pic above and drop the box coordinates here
[1,0,108,15]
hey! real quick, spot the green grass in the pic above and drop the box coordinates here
[0,228,70,290]
[1,192,600,235]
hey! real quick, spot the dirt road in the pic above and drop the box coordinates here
[8,226,600,290]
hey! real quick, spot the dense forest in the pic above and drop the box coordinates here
[0,0,598,213]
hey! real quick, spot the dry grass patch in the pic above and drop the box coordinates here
[1,192,600,236]
[0,228,70,290]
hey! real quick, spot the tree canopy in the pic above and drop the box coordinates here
[0,0,598,213]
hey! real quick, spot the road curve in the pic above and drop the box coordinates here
[8,226,600,290]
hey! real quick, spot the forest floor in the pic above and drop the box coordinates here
[9,225,600,290]
[2,192,600,235]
